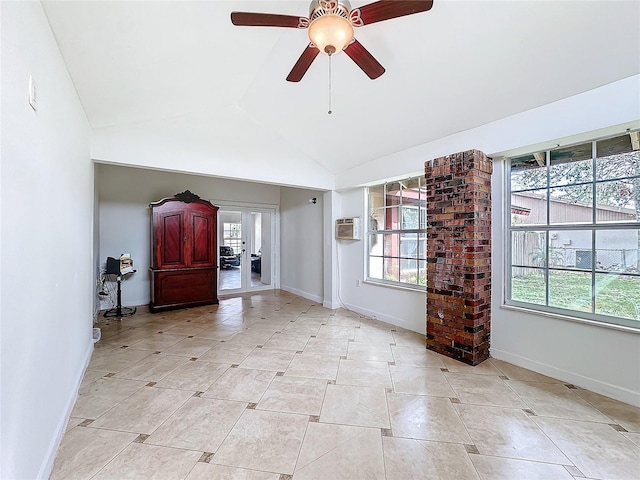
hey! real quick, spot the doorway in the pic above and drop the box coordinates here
[218,206,277,294]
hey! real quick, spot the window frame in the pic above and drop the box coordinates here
[365,176,427,291]
[505,134,640,330]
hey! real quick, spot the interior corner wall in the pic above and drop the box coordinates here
[490,159,640,407]
[336,189,426,334]
[1,2,94,478]
[280,187,325,303]
[97,164,281,308]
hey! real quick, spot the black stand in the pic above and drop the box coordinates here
[104,274,136,318]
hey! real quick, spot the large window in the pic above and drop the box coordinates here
[367,176,427,288]
[507,132,640,328]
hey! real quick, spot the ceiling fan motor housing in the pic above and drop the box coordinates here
[308,0,354,55]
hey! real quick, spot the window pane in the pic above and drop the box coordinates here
[369,185,385,209]
[386,182,401,206]
[369,256,383,280]
[511,190,548,225]
[595,179,637,223]
[418,233,426,258]
[369,233,383,256]
[420,206,427,230]
[384,257,399,282]
[511,231,546,268]
[549,143,593,187]
[595,229,639,273]
[370,209,384,232]
[400,259,418,284]
[550,229,592,271]
[595,273,640,321]
[548,270,592,312]
[401,207,420,230]
[596,150,639,181]
[400,233,418,258]
[401,178,422,206]
[511,268,546,305]
[418,260,427,286]
[511,153,546,191]
[596,134,634,162]
[549,185,593,224]
[381,206,401,230]
[384,233,399,258]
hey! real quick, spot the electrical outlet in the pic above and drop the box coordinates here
[356,279,361,287]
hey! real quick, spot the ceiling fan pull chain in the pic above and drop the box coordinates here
[328,54,332,115]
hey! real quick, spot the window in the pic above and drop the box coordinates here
[222,222,242,253]
[507,132,640,328]
[367,176,427,288]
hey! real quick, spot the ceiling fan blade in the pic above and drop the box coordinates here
[343,40,385,79]
[231,12,308,28]
[286,45,320,82]
[352,0,433,26]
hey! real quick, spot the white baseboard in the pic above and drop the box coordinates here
[491,348,640,407]
[280,285,323,304]
[341,301,425,334]
[38,338,94,479]
[323,300,340,310]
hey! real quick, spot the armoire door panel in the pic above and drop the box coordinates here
[160,212,185,267]
[191,213,214,265]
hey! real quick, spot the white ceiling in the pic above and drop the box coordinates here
[42,0,640,177]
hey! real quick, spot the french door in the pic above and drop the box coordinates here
[217,205,277,294]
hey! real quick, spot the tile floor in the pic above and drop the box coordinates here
[51,290,640,480]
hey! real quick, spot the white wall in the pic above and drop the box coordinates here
[336,75,640,189]
[1,3,93,478]
[491,160,640,407]
[97,164,281,307]
[280,188,325,303]
[334,78,640,405]
[335,189,426,333]
[92,113,335,191]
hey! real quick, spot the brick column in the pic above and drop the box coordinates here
[425,150,492,365]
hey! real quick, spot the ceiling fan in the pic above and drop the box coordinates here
[231,0,434,82]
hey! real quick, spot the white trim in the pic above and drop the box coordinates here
[216,202,279,295]
[363,279,426,294]
[209,199,279,210]
[491,348,640,407]
[323,300,340,310]
[39,339,94,479]
[280,285,323,304]
[501,304,640,334]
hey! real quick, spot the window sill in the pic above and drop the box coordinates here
[501,303,640,334]
[364,279,426,293]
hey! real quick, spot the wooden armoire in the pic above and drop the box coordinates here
[149,190,219,312]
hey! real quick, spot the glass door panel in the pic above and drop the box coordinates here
[218,207,276,295]
[249,209,274,291]
[219,210,243,293]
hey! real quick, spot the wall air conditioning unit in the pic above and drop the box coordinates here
[335,217,361,240]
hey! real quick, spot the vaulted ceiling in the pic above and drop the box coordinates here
[42,1,640,180]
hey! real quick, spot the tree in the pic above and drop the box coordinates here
[513,151,637,210]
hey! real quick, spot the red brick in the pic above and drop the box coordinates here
[425,150,492,366]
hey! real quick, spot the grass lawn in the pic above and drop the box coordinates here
[512,271,640,321]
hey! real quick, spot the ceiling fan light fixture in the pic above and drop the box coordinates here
[308,14,354,55]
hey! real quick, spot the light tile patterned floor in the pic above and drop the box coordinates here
[51,290,640,480]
